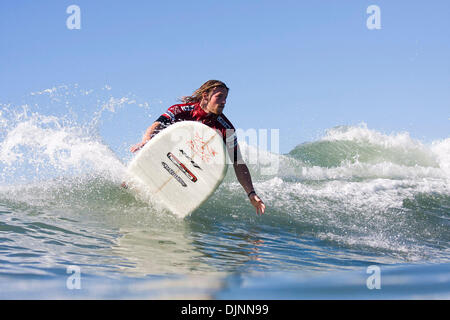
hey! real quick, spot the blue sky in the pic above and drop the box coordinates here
[1,0,449,154]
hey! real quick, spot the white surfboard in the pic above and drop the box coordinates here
[126,121,228,218]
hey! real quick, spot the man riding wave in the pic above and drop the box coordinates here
[131,80,265,215]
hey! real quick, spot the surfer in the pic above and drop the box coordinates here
[130,80,266,215]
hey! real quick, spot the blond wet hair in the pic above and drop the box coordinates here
[181,80,229,103]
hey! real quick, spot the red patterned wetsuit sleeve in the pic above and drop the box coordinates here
[156,104,195,125]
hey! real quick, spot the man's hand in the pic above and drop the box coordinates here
[249,193,265,216]
[130,122,162,153]
[130,141,147,153]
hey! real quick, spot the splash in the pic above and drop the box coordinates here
[286,123,449,180]
[0,84,151,184]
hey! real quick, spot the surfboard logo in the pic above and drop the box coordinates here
[179,149,202,170]
[161,162,187,187]
[187,133,217,163]
[167,152,198,182]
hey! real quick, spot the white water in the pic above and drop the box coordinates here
[0,86,449,267]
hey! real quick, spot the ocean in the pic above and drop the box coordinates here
[0,86,449,299]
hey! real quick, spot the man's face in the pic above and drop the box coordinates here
[205,87,228,115]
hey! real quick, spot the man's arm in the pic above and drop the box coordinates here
[131,104,187,153]
[130,121,163,153]
[229,145,266,215]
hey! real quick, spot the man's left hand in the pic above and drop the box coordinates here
[249,193,265,216]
